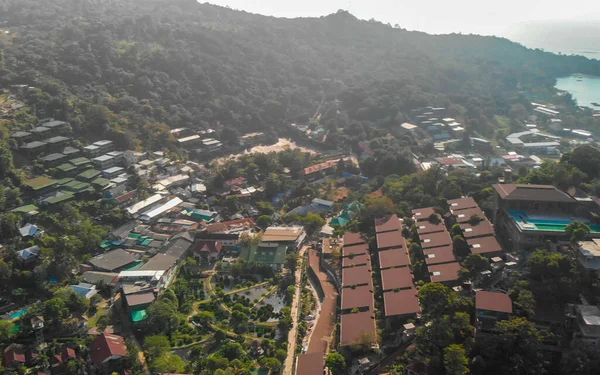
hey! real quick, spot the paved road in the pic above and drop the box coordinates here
[283,245,308,375]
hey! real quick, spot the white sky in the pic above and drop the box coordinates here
[202,0,600,36]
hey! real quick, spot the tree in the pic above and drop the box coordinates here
[565,221,590,243]
[286,251,299,271]
[453,235,470,258]
[444,344,469,375]
[0,320,14,343]
[144,335,171,360]
[151,353,186,374]
[325,352,347,375]
[146,301,179,334]
[463,254,489,277]
[259,357,281,370]
[419,282,454,317]
[256,215,272,229]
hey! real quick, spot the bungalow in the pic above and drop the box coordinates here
[476,291,512,332]
[30,125,51,140]
[10,130,33,144]
[17,245,41,266]
[3,344,38,369]
[90,333,127,368]
[70,282,98,299]
[21,140,47,156]
[39,152,67,167]
[50,345,78,375]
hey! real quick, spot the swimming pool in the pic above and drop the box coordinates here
[9,309,27,320]
[509,211,600,232]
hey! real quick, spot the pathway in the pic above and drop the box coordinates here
[283,245,308,375]
[306,248,338,354]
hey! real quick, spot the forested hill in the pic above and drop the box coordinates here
[0,0,599,150]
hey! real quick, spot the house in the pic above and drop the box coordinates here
[81,271,119,287]
[21,140,47,156]
[93,154,116,170]
[10,130,33,145]
[90,333,127,367]
[3,344,37,368]
[339,310,377,348]
[299,160,338,180]
[88,249,137,272]
[17,245,41,266]
[162,234,194,261]
[567,304,600,346]
[123,291,156,321]
[577,239,600,270]
[50,345,77,375]
[341,284,374,313]
[108,221,139,241]
[476,291,512,331]
[70,282,98,299]
[93,140,114,154]
[18,223,42,238]
[225,177,247,189]
[181,207,220,223]
[262,226,306,251]
[139,197,183,222]
[126,194,165,216]
[192,240,223,263]
[238,243,288,270]
[491,184,597,250]
[383,288,421,323]
[428,262,461,286]
[311,198,334,211]
[295,352,325,375]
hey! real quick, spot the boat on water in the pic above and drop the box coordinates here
[577,79,583,81]
[591,102,600,107]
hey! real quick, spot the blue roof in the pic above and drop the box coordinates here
[17,246,40,260]
[433,133,451,140]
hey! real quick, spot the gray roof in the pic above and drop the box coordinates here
[43,120,67,128]
[45,136,70,144]
[40,153,66,162]
[11,131,31,138]
[81,271,118,285]
[21,141,46,149]
[140,254,178,271]
[162,237,193,260]
[89,249,136,271]
[31,126,50,133]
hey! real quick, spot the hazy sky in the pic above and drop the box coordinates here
[203,0,600,36]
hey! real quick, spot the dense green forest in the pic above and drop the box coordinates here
[1,0,600,152]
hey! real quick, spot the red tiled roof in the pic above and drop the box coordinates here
[423,245,456,265]
[476,291,513,313]
[296,352,325,375]
[301,160,337,176]
[342,265,372,287]
[380,267,414,291]
[90,333,127,366]
[342,253,370,268]
[428,262,461,283]
[220,217,255,229]
[376,231,405,250]
[437,157,465,166]
[412,207,436,221]
[383,288,421,317]
[225,177,247,186]
[378,248,410,269]
[447,197,478,211]
[343,232,364,247]
[4,344,27,367]
[459,220,495,239]
[420,230,452,249]
[416,219,446,235]
[115,190,137,204]
[467,235,502,255]
[342,243,369,258]
[341,284,374,310]
[375,214,402,233]
[452,207,486,223]
[339,310,377,347]
[193,240,223,254]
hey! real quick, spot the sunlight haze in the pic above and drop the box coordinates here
[203,0,600,36]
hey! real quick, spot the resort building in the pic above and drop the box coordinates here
[492,184,600,250]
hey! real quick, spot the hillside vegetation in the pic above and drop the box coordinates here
[0,0,599,151]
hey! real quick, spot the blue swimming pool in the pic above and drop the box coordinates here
[509,211,600,232]
[9,309,27,320]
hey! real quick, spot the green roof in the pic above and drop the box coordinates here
[77,169,100,181]
[239,243,287,265]
[56,163,77,172]
[25,176,57,191]
[69,157,91,166]
[44,192,75,205]
[331,216,350,227]
[131,309,148,322]
[55,177,74,185]
[128,233,142,239]
[92,177,111,188]
[11,204,39,214]
[64,180,91,192]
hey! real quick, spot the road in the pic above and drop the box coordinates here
[283,245,308,375]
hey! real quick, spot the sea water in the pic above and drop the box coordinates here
[555,74,600,109]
